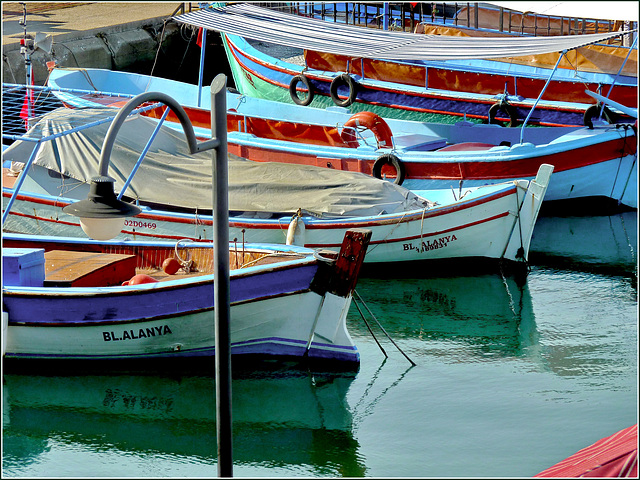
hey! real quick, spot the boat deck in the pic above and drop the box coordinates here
[40,249,303,288]
[4,240,313,289]
[42,250,211,288]
[44,250,137,287]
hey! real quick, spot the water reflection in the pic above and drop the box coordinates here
[350,272,538,359]
[530,212,637,278]
[350,213,638,364]
[2,370,365,476]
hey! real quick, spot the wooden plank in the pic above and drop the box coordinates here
[44,250,137,287]
[330,228,372,297]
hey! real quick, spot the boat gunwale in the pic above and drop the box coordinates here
[3,181,522,229]
[2,286,320,325]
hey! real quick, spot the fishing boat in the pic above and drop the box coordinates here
[2,76,372,369]
[299,22,636,127]
[171,3,636,128]
[2,103,552,271]
[40,71,637,209]
[2,228,370,367]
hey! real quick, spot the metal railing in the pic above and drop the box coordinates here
[259,2,636,45]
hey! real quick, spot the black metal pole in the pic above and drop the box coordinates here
[210,74,233,477]
[63,80,234,473]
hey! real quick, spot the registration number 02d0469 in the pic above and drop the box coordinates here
[124,219,157,230]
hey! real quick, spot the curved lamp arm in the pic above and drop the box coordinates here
[96,91,220,177]
[62,75,227,242]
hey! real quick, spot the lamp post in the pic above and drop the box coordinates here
[62,75,233,477]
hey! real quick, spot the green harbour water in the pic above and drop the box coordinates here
[2,211,637,477]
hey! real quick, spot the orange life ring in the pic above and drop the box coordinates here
[341,111,393,148]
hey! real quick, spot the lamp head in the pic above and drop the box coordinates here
[62,175,142,240]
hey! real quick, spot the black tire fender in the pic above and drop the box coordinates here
[289,74,314,106]
[330,73,358,107]
[584,104,615,129]
[372,154,405,185]
[488,102,519,128]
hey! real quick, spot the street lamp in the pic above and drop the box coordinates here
[62,75,233,477]
[61,175,141,240]
[62,89,219,239]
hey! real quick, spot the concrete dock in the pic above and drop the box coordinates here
[2,2,193,84]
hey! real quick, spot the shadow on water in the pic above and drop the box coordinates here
[2,368,366,476]
[350,212,637,364]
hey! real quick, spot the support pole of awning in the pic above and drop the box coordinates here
[519,51,566,144]
[383,3,389,30]
[197,28,207,108]
[117,107,170,201]
[604,35,637,100]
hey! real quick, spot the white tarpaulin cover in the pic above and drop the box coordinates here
[4,108,429,218]
[172,3,633,61]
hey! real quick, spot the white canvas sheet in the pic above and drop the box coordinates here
[4,108,429,218]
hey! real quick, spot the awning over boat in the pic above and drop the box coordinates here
[172,3,634,61]
[3,108,430,218]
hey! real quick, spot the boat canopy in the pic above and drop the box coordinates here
[3,108,430,218]
[173,3,634,61]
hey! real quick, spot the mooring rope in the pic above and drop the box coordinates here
[353,290,416,366]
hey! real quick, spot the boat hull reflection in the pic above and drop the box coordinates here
[2,370,365,474]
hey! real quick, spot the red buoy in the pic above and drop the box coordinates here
[122,274,159,286]
[162,257,181,275]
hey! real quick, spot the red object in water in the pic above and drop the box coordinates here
[162,257,180,275]
[535,424,637,478]
[122,274,159,286]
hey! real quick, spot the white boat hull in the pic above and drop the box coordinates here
[3,170,551,266]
